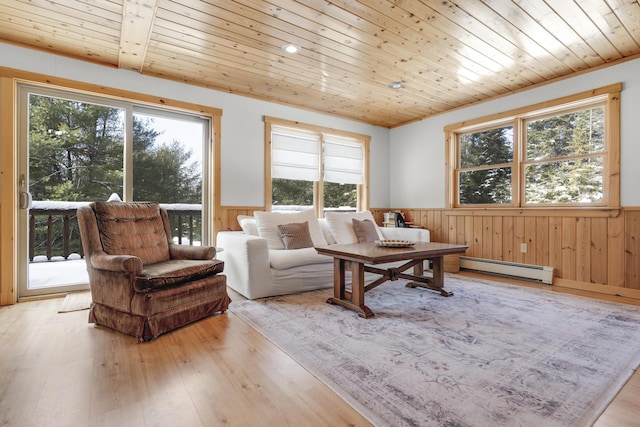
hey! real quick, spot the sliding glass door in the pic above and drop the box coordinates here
[17,85,211,298]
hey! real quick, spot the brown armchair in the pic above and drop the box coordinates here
[77,201,231,341]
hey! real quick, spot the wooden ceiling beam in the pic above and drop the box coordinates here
[118,0,159,72]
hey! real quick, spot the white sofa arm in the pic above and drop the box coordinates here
[215,231,272,300]
[379,227,430,242]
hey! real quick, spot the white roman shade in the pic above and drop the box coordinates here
[323,135,364,184]
[271,126,320,181]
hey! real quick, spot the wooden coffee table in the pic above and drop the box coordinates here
[315,241,468,318]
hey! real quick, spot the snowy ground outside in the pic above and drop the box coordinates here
[29,257,88,289]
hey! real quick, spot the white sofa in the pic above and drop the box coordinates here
[216,210,430,299]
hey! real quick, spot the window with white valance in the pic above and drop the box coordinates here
[265,117,370,214]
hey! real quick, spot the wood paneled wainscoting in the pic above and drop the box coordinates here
[369,208,640,298]
[217,207,640,299]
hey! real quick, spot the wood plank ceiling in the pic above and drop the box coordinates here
[1,0,639,128]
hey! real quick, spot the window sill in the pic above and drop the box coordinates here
[445,207,622,218]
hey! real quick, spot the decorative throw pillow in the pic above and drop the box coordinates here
[324,210,384,244]
[352,218,379,243]
[277,221,314,250]
[254,209,328,250]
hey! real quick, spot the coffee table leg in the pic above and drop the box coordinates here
[326,260,374,318]
[336,259,346,299]
[406,256,454,297]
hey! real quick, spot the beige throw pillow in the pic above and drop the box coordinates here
[352,218,379,242]
[277,221,314,250]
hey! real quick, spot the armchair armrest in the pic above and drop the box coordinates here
[169,244,217,260]
[379,227,430,242]
[91,252,143,275]
[215,231,272,299]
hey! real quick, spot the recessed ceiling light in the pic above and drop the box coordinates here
[281,43,301,54]
[388,81,405,89]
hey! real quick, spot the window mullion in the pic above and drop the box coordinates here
[317,135,323,217]
[514,117,523,208]
[315,180,323,218]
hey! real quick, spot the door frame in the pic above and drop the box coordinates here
[0,68,222,304]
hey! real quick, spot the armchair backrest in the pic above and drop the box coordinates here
[91,201,171,265]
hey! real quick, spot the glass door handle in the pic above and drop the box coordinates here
[19,191,32,209]
[19,174,32,209]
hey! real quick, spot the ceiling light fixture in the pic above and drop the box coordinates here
[281,43,301,54]
[388,81,405,89]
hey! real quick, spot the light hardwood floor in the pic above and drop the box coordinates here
[0,294,371,426]
[0,275,638,427]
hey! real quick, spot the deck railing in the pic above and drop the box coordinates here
[29,201,202,262]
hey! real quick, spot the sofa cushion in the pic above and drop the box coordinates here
[134,259,225,291]
[278,221,314,249]
[324,210,384,244]
[93,201,170,265]
[269,247,332,269]
[254,210,328,250]
[352,218,379,242]
[318,218,337,245]
[237,215,258,236]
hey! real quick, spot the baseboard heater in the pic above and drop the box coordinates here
[459,257,554,285]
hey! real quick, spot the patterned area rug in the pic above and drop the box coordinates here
[231,274,640,427]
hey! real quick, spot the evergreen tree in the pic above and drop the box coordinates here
[459,127,513,204]
[272,180,357,209]
[28,96,124,201]
[525,107,604,203]
[28,95,202,254]
[272,178,313,206]
[324,182,357,208]
[28,95,200,203]
[132,117,201,203]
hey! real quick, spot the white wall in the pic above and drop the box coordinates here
[390,58,640,208]
[0,43,391,208]
[7,42,637,210]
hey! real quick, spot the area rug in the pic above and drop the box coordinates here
[57,290,91,313]
[231,274,640,427]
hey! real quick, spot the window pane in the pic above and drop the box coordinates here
[526,106,605,160]
[29,94,124,202]
[459,167,512,204]
[460,126,513,168]
[323,182,357,211]
[272,178,313,209]
[525,157,604,204]
[132,113,205,245]
[132,114,203,204]
[28,94,125,263]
